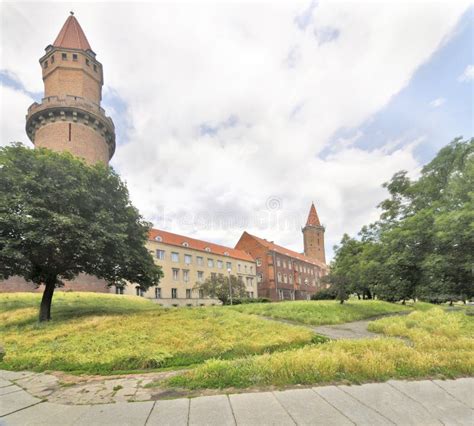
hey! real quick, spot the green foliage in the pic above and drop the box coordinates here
[194,274,247,305]
[169,309,474,389]
[0,293,315,374]
[310,287,336,300]
[229,297,271,305]
[0,144,163,320]
[328,138,474,303]
[230,300,411,325]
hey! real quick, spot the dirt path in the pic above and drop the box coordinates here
[264,311,412,340]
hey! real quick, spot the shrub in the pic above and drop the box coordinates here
[311,287,337,300]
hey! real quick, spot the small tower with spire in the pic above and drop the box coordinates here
[25,12,115,164]
[302,202,326,264]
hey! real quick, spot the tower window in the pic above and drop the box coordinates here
[62,53,67,60]
[43,61,48,69]
[51,55,55,63]
[68,123,72,142]
[72,54,78,61]
[93,64,97,72]
[85,59,90,66]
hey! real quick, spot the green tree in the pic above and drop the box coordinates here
[0,144,163,321]
[336,137,473,303]
[194,274,247,305]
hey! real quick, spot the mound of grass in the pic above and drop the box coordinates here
[168,309,474,389]
[230,300,412,326]
[0,293,316,374]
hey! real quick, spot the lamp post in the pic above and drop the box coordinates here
[227,268,233,305]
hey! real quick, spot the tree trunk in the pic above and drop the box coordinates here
[340,299,344,304]
[39,277,56,322]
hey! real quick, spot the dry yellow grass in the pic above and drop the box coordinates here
[0,293,315,374]
[169,308,474,388]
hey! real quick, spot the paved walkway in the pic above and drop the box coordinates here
[313,319,382,340]
[1,370,472,425]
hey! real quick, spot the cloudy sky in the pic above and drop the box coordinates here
[1,1,473,260]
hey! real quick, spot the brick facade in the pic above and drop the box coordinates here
[235,204,328,301]
[25,14,114,165]
[1,274,109,294]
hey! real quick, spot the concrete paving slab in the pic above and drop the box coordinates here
[433,378,474,408]
[341,382,442,425]
[229,391,295,425]
[274,388,353,425]
[314,385,393,426]
[189,395,234,426]
[0,389,42,417]
[73,401,153,426]
[2,402,88,425]
[0,385,23,396]
[0,380,11,389]
[147,399,189,425]
[0,371,36,381]
[389,380,474,425]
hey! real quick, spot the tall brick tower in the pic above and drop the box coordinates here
[302,202,326,264]
[25,12,115,164]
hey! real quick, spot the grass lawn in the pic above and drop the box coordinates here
[168,308,474,389]
[0,293,316,374]
[229,299,413,325]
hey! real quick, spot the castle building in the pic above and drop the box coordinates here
[25,12,115,165]
[114,229,258,306]
[235,203,328,301]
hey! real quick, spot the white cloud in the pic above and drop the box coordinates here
[429,97,446,108]
[0,1,469,259]
[0,85,34,147]
[458,64,474,82]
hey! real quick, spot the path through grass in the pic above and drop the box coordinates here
[168,308,474,389]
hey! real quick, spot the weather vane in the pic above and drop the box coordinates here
[70,11,74,16]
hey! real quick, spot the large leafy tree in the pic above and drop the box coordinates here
[329,137,473,303]
[0,144,163,321]
[194,274,247,305]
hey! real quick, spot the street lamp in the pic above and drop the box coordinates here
[227,268,233,305]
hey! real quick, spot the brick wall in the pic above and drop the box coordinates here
[34,121,110,164]
[0,274,110,293]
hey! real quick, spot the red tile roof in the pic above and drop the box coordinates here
[306,202,321,226]
[53,14,92,51]
[148,229,255,262]
[241,232,327,268]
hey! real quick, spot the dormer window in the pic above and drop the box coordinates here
[182,242,189,247]
[224,252,229,256]
[154,236,162,242]
[72,53,78,61]
[205,247,211,252]
[62,53,67,60]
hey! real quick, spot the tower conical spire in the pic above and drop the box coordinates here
[53,13,92,51]
[306,202,321,227]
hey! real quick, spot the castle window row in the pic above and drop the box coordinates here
[169,268,255,287]
[275,256,319,276]
[43,53,98,72]
[128,286,256,301]
[156,249,253,273]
